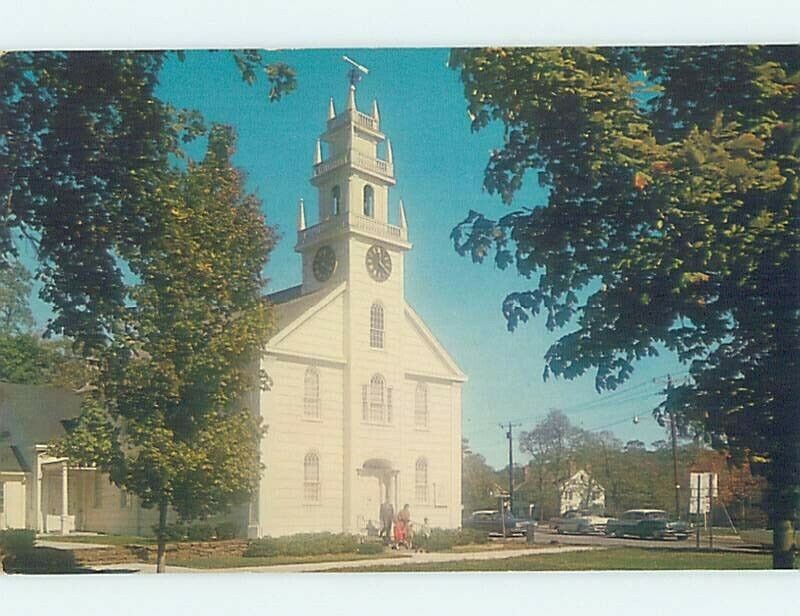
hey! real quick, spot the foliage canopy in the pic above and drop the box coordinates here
[0,51,294,349]
[449,46,799,567]
[52,127,275,569]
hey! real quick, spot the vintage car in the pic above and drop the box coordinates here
[605,509,691,540]
[462,510,530,537]
[550,510,612,535]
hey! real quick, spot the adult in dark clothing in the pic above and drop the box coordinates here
[379,501,394,544]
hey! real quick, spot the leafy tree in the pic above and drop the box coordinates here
[462,439,501,513]
[449,46,798,568]
[52,127,275,572]
[1,50,294,349]
[0,334,58,384]
[0,262,34,334]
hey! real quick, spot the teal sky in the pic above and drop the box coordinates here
[29,49,687,467]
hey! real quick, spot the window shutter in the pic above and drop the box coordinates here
[362,385,368,421]
[386,386,393,423]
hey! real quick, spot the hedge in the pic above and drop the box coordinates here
[0,529,36,557]
[245,532,361,558]
[414,528,489,552]
[152,520,243,542]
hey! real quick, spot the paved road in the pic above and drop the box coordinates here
[525,527,751,551]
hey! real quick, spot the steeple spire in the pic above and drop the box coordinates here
[314,139,322,165]
[328,97,336,120]
[372,100,380,124]
[386,139,394,166]
[346,84,357,111]
[399,199,407,230]
[297,198,306,231]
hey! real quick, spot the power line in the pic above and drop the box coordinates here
[468,370,693,428]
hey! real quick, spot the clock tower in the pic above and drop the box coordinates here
[295,82,411,296]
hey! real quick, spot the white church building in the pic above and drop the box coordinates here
[0,80,465,539]
[246,82,466,537]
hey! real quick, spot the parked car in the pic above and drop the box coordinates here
[605,509,691,540]
[551,510,612,535]
[462,510,530,537]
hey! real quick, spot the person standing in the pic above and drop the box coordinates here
[379,500,394,544]
[395,503,412,548]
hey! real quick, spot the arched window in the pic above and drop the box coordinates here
[369,374,385,423]
[304,452,320,502]
[414,382,428,428]
[303,367,320,418]
[369,303,384,349]
[362,374,392,424]
[331,185,341,216]
[363,184,374,217]
[415,458,428,503]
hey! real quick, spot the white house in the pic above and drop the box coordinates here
[246,82,466,537]
[559,469,606,514]
[0,383,162,535]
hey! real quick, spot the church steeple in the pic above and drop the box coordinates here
[296,62,411,293]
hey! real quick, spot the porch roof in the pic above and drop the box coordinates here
[0,444,29,473]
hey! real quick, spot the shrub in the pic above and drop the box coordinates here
[356,542,384,555]
[415,528,458,551]
[0,529,36,556]
[245,532,360,558]
[455,528,489,545]
[3,546,77,574]
[415,527,489,552]
[155,523,188,541]
[246,536,279,557]
[186,523,215,541]
[215,521,240,541]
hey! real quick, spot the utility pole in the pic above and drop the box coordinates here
[666,375,681,520]
[500,422,521,514]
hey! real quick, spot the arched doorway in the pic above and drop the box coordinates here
[356,458,397,532]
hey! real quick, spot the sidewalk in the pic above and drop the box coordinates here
[90,544,599,574]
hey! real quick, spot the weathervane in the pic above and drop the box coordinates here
[342,55,369,87]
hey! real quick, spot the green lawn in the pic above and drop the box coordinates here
[328,548,774,572]
[170,550,409,569]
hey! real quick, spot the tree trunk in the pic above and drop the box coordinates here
[772,518,795,569]
[156,496,168,573]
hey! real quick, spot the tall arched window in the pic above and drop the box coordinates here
[303,366,320,418]
[362,373,392,424]
[415,382,428,428]
[369,303,384,349]
[415,458,428,503]
[304,452,320,502]
[363,184,374,217]
[331,185,341,216]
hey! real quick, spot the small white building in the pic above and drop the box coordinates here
[0,383,159,535]
[559,470,605,514]
[246,82,466,537]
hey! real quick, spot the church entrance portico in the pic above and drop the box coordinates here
[356,458,397,533]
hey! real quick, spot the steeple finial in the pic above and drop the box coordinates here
[372,100,380,123]
[399,199,407,229]
[386,139,394,166]
[297,198,306,231]
[328,97,336,120]
[346,84,357,111]
[314,139,322,165]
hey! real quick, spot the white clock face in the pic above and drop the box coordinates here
[365,244,392,282]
